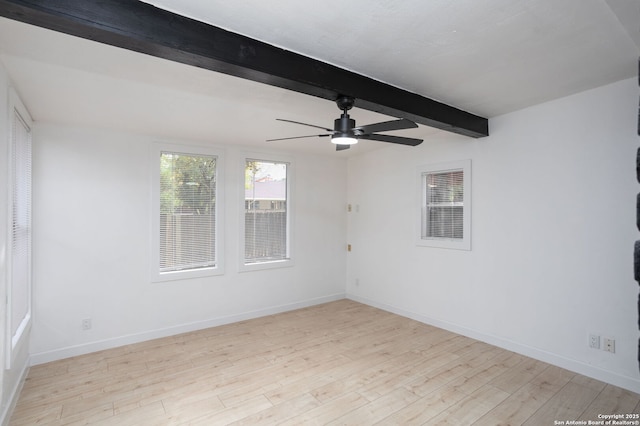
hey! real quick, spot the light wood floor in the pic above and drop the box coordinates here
[10,299,640,425]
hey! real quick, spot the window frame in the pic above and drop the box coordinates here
[417,159,471,251]
[151,142,224,282]
[239,154,294,272]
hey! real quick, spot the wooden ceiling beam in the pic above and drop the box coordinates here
[0,0,489,137]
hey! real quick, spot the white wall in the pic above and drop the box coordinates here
[30,124,347,362]
[346,78,640,393]
[17,74,640,398]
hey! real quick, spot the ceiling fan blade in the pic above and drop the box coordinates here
[353,118,417,135]
[335,144,351,151]
[277,118,333,132]
[267,134,331,142]
[359,133,423,146]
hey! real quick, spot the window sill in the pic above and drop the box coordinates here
[416,237,471,251]
[239,258,294,273]
[151,266,224,283]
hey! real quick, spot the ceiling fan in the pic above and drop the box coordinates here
[267,96,423,151]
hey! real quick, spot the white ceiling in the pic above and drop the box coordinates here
[0,0,638,157]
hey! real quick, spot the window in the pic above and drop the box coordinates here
[241,158,292,270]
[417,160,471,250]
[151,143,223,281]
[7,88,32,368]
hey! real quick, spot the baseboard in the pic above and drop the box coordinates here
[347,294,640,395]
[0,362,29,426]
[30,293,345,366]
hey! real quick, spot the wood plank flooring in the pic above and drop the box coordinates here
[9,300,640,425]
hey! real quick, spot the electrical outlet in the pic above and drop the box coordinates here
[589,334,600,349]
[603,337,615,353]
[82,318,92,331]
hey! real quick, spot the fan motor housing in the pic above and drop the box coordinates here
[335,115,355,134]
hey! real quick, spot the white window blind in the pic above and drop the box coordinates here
[244,159,289,264]
[159,151,217,273]
[9,98,32,361]
[423,170,464,239]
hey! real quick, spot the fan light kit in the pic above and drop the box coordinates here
[268,96,423,151]
[331,135,357,145]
